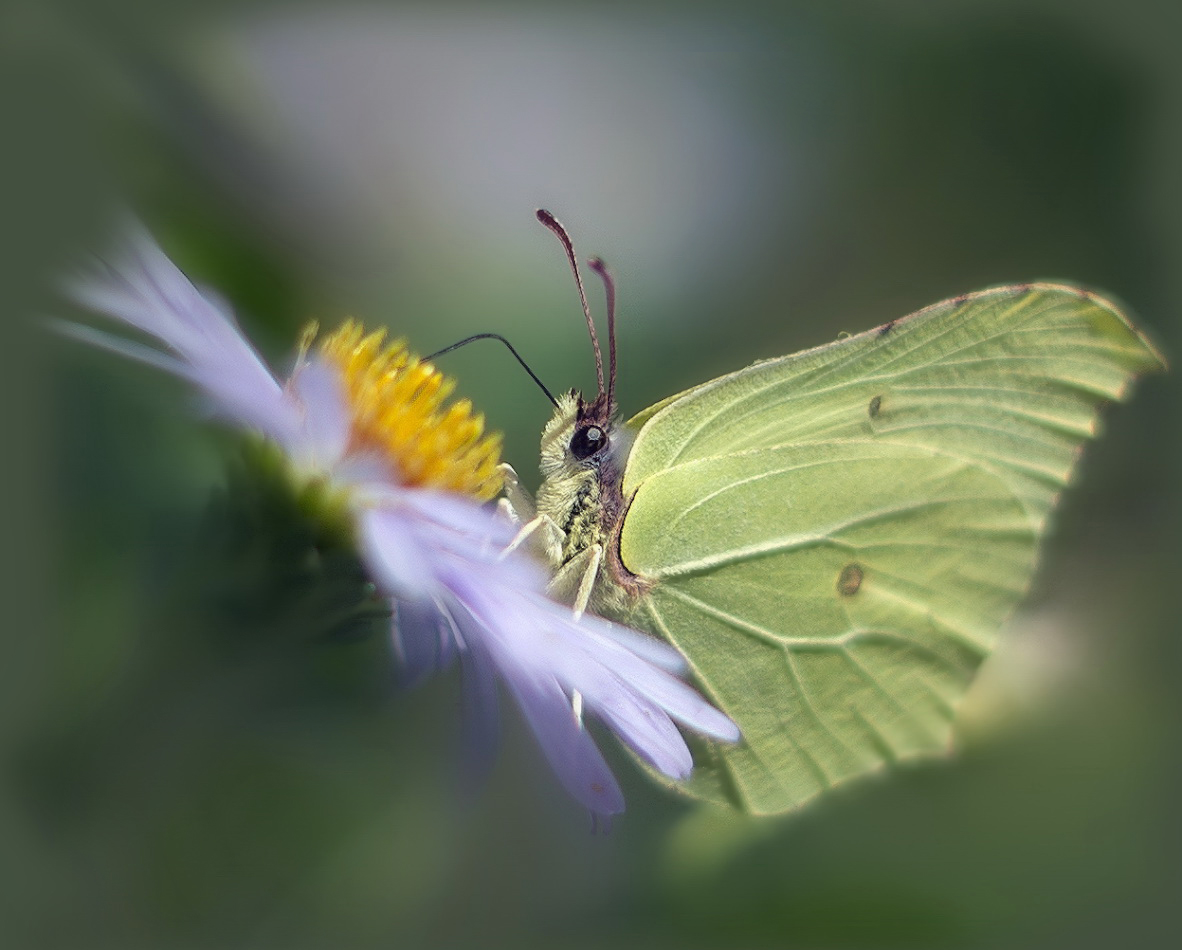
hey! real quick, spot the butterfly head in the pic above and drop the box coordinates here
[539,388,622,479]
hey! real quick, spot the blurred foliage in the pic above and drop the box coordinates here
[3,1,1180,948]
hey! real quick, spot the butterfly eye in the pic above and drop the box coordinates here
[570,424,607,460]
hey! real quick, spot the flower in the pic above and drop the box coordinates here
[63,219,739,820]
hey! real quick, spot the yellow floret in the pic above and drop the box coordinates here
[314,320,504,501]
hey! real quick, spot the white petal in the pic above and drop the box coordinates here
[67,220,300,447]
[499,661,625,816]
[53,320,189,377]
[401,489,519,551]
[571,631,741,744]
[358,506,442,602]
[587,621,688,674]
[390,597,457,687]
[286,358,351,470]
[455,628,502,786]
[450,573,739,812]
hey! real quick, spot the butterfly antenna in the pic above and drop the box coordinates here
[536,209,605,397]
[588,257,617,411]
[424,332,559,408]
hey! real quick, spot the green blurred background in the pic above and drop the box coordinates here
[3,1,1180,947]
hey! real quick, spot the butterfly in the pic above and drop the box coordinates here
[499,209,1165,815]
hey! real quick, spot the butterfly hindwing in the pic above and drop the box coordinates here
[623,441,1030,812]
[614,284,1163,814]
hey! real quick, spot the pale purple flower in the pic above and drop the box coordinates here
[62,220,739,819]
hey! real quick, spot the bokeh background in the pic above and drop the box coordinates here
[3,1,1180,947]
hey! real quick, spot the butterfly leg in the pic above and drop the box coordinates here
[572,545,603,619]
[548,544,603,619]
[496,463,536,523]
[502,514,564,566]
[497,462,567,566]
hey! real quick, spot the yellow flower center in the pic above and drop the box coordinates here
[311,320,503,501]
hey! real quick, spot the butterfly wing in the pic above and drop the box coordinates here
[616,284,1164,814]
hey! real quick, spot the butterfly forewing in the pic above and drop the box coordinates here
[614,284,1163,814]
[624,285,1161,527]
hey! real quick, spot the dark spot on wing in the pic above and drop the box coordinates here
[1012,282,1032,294]
[868,395,882,418]
[837,563,864,597]
[878,320,896,337]
[949,294,968,308]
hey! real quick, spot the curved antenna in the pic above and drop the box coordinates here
[536,209,605,397]
[587,257,617,411]
[425,332,559,408]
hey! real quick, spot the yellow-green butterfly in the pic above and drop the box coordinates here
[500,209,1165,816]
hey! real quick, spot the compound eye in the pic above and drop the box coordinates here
[570,424,607,460]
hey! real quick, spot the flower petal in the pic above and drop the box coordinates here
[287,358,352,470]
[582,675,693,779]
[390,597,458,687]
[499,662,624,816]
[448,572,740,812]
[584,621,688,675]
[400,489,520,552]
[358,507,442,603]
[67,219,300,447]
[52,319,189,377]
[557,621,742,743]
[455,627,502,787]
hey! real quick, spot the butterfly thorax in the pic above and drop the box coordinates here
[535,390,648,615]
